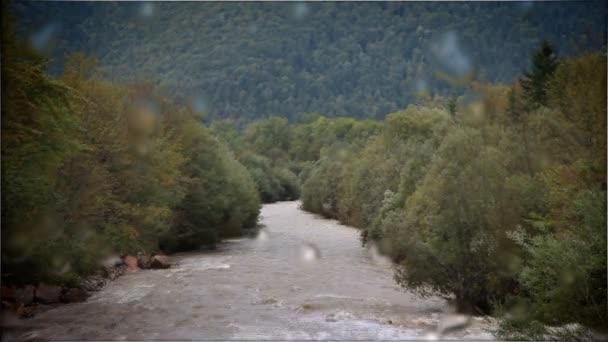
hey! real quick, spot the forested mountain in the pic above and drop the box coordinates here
[2,1,607,338]
[13,1,606,123]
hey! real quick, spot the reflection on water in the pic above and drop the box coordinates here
[11,201,494,340]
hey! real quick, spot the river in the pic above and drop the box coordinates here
[13,201,494,340]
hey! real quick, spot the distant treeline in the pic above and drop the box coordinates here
[14,1,607,123]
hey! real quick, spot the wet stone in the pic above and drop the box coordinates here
[1,286,16,300]
[61,288,88,303]
[80,275,107,292]
[137,254,152,269]
[15,285,35,306]
[150,255,170,269]
[35,284,62,304]
[123,255,140,272]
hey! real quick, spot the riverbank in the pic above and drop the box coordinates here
[0,253,174,323]
[1,264,126,324]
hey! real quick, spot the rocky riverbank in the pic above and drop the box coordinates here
[1,254,171,321]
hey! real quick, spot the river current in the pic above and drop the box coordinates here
[12,201,494,340]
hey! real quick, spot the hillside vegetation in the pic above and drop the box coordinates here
[221,41,607,339]
[2,3,606,340]
[14,1,606,123]
[1,19,260,285]
[295,47,607,338]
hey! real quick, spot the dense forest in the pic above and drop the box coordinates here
[1,15,261,286]
[2,1,607,340]
[204,42,607,339]
[297,49,607,339]
[12,1,607,123]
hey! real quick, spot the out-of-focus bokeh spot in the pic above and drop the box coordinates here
[30,22,58,51]
[292,2,309,20]
[190,96,208,114]
[255,229,269,244]
[139,2,155,18]
[128,97,161,155]
[248,24,258,34]
[299,242,320,262]
[429,31,472,78]
[414,78,430,98]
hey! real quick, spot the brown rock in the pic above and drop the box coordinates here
[107,265,127,280]
[35,283,62,304]
[16,304,35,318]
[61,288,88,303]
[150,255,170,269]
[80,275,107,292]
[123,255,140,272]
[1,286,15,300]
[2,300,17,311]
[15,285,35,306]
[137,254,152,269]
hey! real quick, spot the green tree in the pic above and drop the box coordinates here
[521,40,559,107]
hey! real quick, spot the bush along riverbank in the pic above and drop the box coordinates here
[0,253,174,320]
[297,44,607,339]
[1,8,261,304]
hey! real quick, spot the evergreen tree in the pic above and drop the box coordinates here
[521,40,559,107]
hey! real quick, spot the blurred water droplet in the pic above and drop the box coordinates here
[76,227,94,242]
[560,269,576,285]
[101,255,123,268]
[191,96,207,113]
[369,244,391,266]
[139,2,155,18]
[424,332,439,340]
[429,31,472,78]
[58,262,72,275]
[520,1,534,11]
[255,229,269,243]
[292,2,309,20]
[415,78,430,97]
[30,23,57,51]
[436,313,471,335]
[299,242,320,262]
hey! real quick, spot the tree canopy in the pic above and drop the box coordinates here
[13,1,607,123]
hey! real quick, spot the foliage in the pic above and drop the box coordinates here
[1,29,260,284]
[13,1,607,123]
[299,44,606,336]
[2,6,605,338]
[521,40,559,107]
[2,13,85,284]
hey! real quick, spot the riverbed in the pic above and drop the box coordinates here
[12,201,494,340]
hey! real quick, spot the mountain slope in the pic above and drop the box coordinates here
[14,1,607,122]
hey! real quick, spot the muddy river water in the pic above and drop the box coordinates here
[14,201,494,340]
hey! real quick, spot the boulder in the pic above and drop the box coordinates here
[2,300,17,311]
[80,275,106,292]
[16,304,35,318]
[137,254,152,269]
[1,286,15,300]
[15,285,35,306]
[150,255,170,269]
[35,283,62,304]
[123,255,140,272]
[107,265,126,280]
[61,288,88,303]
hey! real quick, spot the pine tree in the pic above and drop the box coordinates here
[521,40,559,107]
